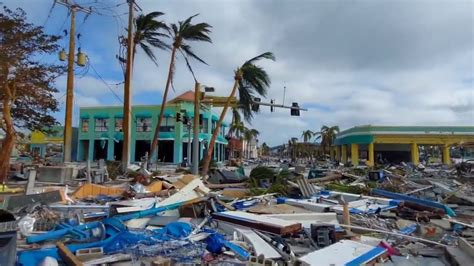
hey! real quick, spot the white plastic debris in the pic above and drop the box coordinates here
[18,215,35,237]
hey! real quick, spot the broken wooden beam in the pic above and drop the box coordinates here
[56,242,83,266]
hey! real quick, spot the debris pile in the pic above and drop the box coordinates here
[1,160,474,265]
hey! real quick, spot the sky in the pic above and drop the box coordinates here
[3,0,473,146]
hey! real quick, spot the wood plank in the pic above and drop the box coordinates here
[56,242,83,266]
[212,211,301,235]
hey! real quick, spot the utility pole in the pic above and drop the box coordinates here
[56,0,90,163]
[122,0,135,171]
[192,82,200,174]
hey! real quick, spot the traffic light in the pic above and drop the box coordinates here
[252,97,261,112]
[183,115,189,124]
[270,99,275,112]
[176,112,182,122]
[290,102,300,116]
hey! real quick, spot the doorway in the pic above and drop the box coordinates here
[135,140,151,162]
[114,140,123,161]
[158,140,174,163]
[94,140,108,160]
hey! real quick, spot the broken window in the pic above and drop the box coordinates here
[81,119,89,132]
[137,118,151,132]
[94,118,108,132]
[115,118,123,132]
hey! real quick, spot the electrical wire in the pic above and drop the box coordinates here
[42,0,56,27]
[87,57,124,104]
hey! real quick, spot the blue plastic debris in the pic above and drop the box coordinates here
[232,199,258,210]
[154,222,193,239]
[205,231,250,260]
[372,188,456,217]
[399,224,418,235]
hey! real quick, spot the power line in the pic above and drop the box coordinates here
[87,57,124,104]
[42,1,57,27]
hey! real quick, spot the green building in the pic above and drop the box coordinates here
[332,125,474,166]
[77,91,228,163]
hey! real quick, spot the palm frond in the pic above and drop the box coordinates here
[244,52,275,65]
[139,43,158,66]
[241,64,270,97]
[178,48,197,82]
[182,22,212,43]
[181,44,208,65]
[133,11,169,64]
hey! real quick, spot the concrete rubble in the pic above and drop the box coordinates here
[1,159,474,265]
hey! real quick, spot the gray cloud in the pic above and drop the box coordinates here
[4,0,473,146]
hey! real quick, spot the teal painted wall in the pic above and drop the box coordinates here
[77,102,228,163]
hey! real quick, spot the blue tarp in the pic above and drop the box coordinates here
[372,188,456,217]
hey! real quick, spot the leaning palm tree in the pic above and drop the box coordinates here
[301,130,314,143]
[150,14,212,161]
[202,52,275,174]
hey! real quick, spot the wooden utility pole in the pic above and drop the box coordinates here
[121,0,135,170]
[63,7,75,163]
[56,0,90,163]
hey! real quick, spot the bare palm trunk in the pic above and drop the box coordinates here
[150,47,177,164]
[0,97,15,184]
[202,79,238,175]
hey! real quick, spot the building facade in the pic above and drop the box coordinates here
[242,137,258,159]
[332,125,474,166]
[29,126,78,160]
[77,91,228,164]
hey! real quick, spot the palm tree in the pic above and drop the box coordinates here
[319,125,340,154]
[119,12,169,71]
[202,52,275,174]
[301,130,314,143]
[150,14,212,161]
[261,142,270,156]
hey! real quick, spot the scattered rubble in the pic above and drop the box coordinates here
[1,159,474,265]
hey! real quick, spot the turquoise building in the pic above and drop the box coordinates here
[77,91,228,163]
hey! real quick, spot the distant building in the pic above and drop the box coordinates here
[77,91,228,164]
[242,137,258,159]
[332,125,474,166]
[227,137,243,159]
[29,126,78,160]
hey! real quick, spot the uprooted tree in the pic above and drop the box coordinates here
[0,7,62,183]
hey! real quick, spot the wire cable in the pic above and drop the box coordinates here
[87,57,124,104]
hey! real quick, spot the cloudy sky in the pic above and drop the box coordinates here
[4,0,473,146]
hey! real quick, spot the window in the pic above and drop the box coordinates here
[115,118,123,132]
[95,118,108,132]
[136,118,151,132]
[160,117,175,132]
[81,119,89,132]
[202,118,209,133]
